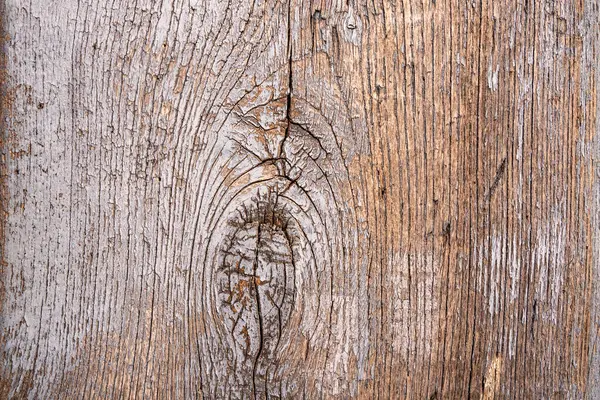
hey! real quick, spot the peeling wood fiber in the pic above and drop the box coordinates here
[0,0,599,398]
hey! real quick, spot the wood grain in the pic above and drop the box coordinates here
[1,0,599,398]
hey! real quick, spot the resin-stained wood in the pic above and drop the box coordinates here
[1,0,599,398]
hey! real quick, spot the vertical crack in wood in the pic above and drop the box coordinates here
[251,222,264,400]
[278,0,294,169]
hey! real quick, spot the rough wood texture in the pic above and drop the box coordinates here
[1,0,599,398]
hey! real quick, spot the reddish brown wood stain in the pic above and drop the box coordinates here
[0,0,599,398]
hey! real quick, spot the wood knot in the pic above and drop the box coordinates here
[214,190,298,393]
[343,7,362,45]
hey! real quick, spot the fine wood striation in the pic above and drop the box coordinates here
[1,0,599,398]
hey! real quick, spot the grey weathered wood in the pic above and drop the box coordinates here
[1,0,599,398]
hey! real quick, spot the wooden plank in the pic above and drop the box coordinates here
[0,0,598,398]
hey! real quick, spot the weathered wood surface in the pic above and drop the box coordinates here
[1,0,599,398]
